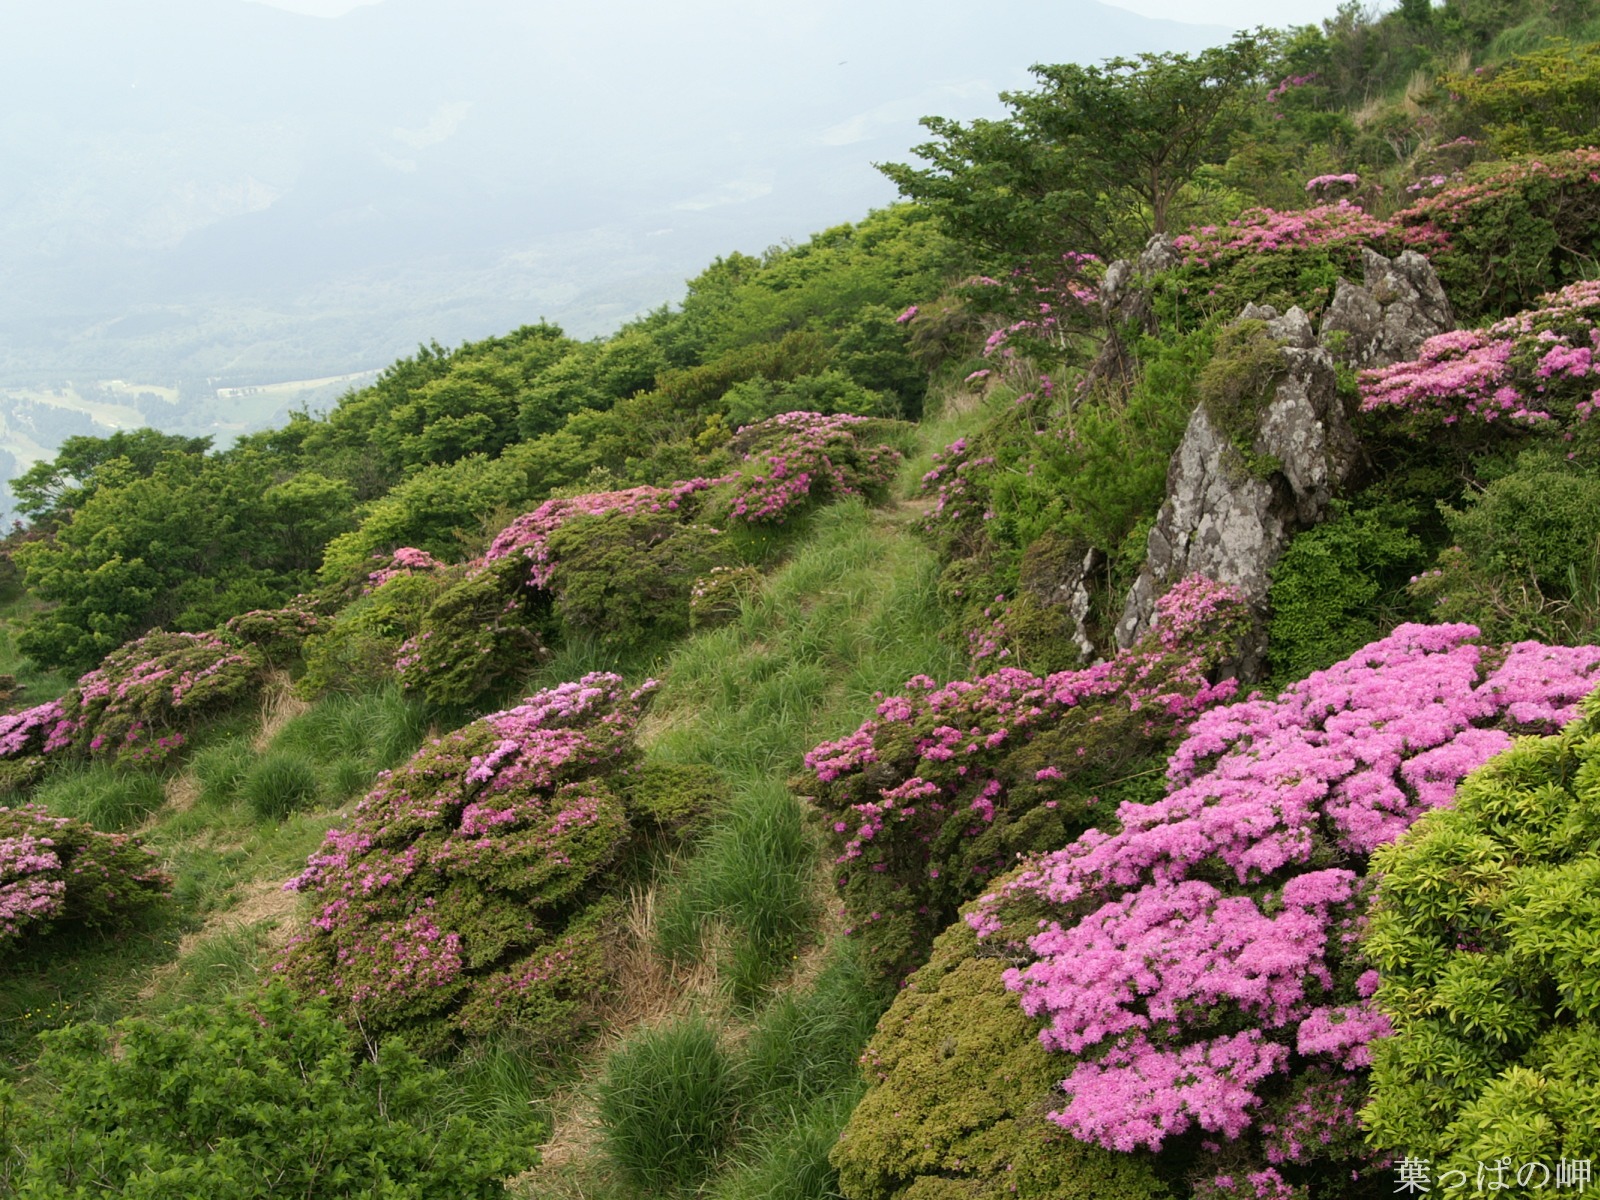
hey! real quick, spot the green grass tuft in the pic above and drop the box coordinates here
[34,766,167,832]
[597,1014,744,1193]
[239,751,321,820]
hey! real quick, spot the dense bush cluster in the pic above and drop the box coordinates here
[1392,148,1600,321]
[278,673,664,1052]
[0,804,168,954]
[835,624,1600,1199]
[9,984,531,1197]
[1363,688,1600,1169]
[802,575,1250,989]
[0,629,266,789]
[725,411,902,524]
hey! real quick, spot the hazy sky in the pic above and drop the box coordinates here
[253,0,1377,29]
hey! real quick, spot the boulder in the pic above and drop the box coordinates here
[1113,304,1357,677]
[1319,247,1454,368]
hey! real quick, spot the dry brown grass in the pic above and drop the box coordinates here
[135,877,302,1001]
[252,670,310,751]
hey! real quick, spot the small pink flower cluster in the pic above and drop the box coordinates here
[365,546,444,592]
[279,673,656,1046]
[0,803,168,952]
[801,575,1250,984]
[976,252,1103,365]
[726,412,901,525]
[1172,202,1392,267]
[1304,174,1360,193]
[960,623,1600,1167]
[1360,279,1600,429]
[916,437,997,554]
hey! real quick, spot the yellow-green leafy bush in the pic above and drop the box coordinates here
[1362,688,1600,1167]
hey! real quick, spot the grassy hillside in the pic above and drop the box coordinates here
[6,2,1600,1196]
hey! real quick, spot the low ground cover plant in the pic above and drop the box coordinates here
[6,983,531,1197]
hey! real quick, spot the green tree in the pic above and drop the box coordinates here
[10,429,212,523]
[881,33,1266,262]
[16,454,353,671]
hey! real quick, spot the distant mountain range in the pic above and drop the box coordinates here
[0,0,1227,388]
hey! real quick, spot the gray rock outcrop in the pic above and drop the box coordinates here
[1110,249,1454,677]
[1318,247,1454,368]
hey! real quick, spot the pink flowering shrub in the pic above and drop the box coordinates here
[800,574,1250,989]
[63,630,265,769]
[973,253,1103,370]
[278,673,664,1052]
[1392,149,1600,321]
[0,803,168,954]
[1360,279,1600,437]
[948,623,1600,1188]
[724,411,901,525]
[1164,201,1394,322]
[0,629,266,786]
[224,605,324,669]
[364,546,444,593]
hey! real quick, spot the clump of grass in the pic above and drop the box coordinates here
[596,1015,743,1192]
[263,685,431,801]
[654,779,814,1006]
[239,751,320,820]
[432,1031,551,1150]
[191,741,255,808]
[150,926,276,1010]
[34,765,167,831]
[705,1091,861,1200]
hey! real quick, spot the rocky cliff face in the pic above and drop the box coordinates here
[1110,244,1454,678]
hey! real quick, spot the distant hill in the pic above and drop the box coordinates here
[0,0,1226,387]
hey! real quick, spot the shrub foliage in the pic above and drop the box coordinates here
[278,673,661,1052]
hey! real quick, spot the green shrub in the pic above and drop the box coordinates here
[300,569,453,698]
[10,984,532,1197]
[240,751,321,820]
[1394,149,1600,321]
[597,1014,744,1192]
[1363,688,1600,1166]
[545,509,732,648]
[223,606,323,669]
[399,557,549,708]
[1196,317,1287,471]
[622,760,728,839]
[1268,499,1425,679]
[690,565,764,631]
[1409,452,1600,642]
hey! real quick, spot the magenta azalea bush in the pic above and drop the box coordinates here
[949,624,1600,1192]
[1,803,168,953]
[278,673,664,1052]
[1173,201,1390,268]
[0,629,266,788]
[1392,148,1600,320]
[1359,278,1600,437]
[724,411,901,524]
[801,574,1250,989]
